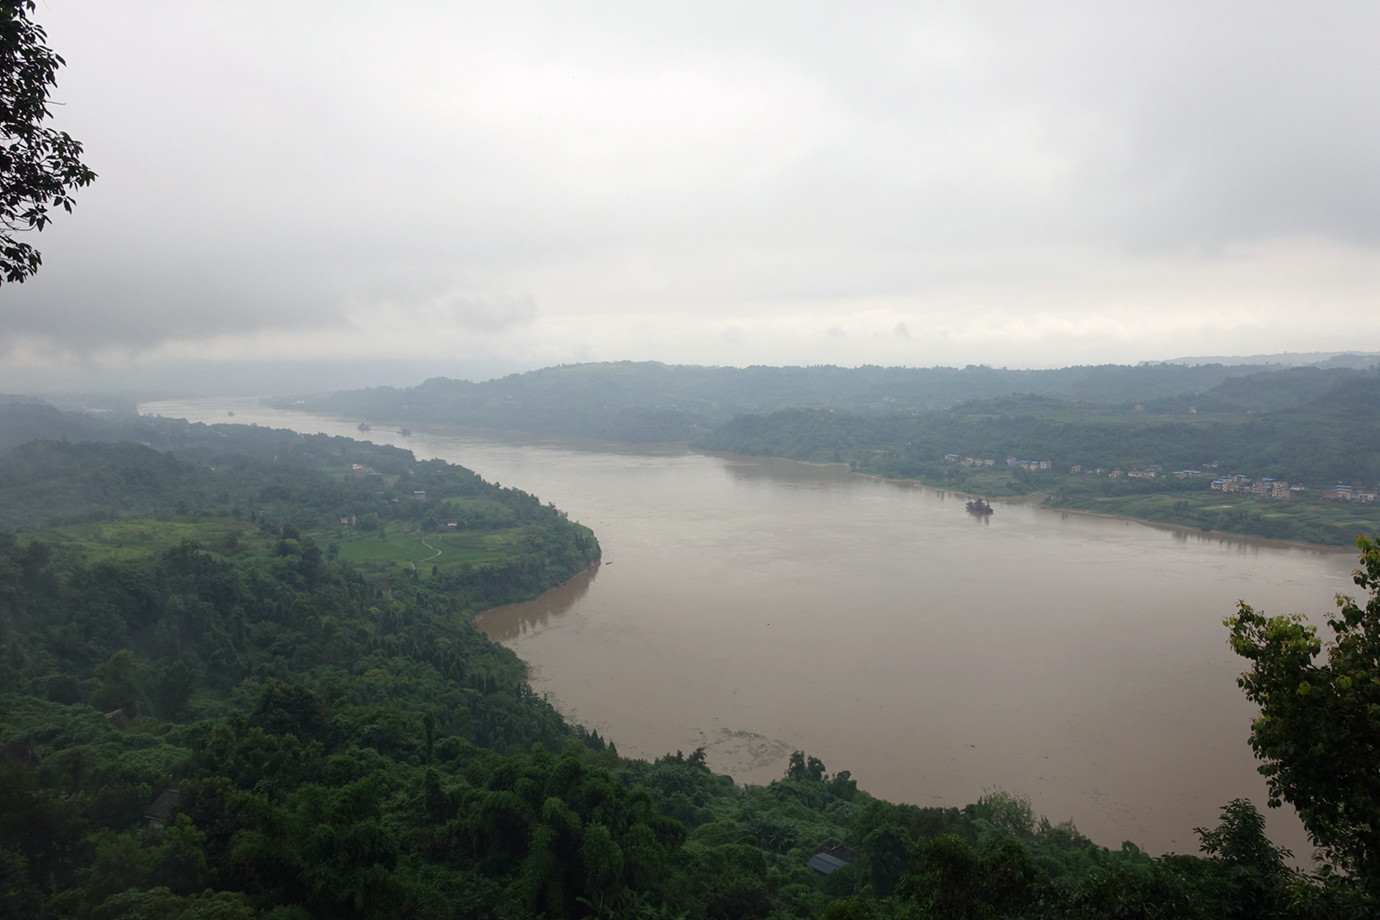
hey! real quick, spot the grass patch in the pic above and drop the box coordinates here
[45,518,261,563]
[329,522,543,575]
[42,513,555,580]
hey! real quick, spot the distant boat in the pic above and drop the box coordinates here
[226,410,235,416]
[399,427,412,437]
[966,498,993,515]
[357,422,371,432]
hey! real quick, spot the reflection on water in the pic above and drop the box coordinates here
[142,397,1356,859]
[478,564,599,643]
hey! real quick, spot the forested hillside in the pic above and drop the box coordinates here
[1,406,1375,916]
[697,371,1380,546]
[269,360,1317,442]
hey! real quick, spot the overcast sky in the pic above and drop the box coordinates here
[3,1,1378,392]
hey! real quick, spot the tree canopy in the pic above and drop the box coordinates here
[0,0,95,283]
[1228,536,1380,890]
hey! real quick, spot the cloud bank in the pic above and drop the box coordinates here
[2,0,1377,390]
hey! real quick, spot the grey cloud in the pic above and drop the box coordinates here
[430,293,538,334]
[344,265,539,333]
[1024,2,1380,251]
[4,0,1377,377]
[1,239,344,351]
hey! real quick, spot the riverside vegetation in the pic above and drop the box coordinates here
[277,360,1380,547]
[1,401,1377,917]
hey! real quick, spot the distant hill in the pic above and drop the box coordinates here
[1155,351,1380,369]
[0,396,121,452]
[271,360,1313,442]
[1142,365,1378,415]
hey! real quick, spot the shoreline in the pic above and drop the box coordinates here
[231,399,1370,555]
[471,555,602,634]
[844,468,1356,555]
[219,398,1360,556]
[1034,498,1353,554]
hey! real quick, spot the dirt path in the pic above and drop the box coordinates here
[408,534,443,570]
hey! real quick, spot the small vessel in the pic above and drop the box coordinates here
[399,427,412,437]
[966,498,993,515]
[357,422,371,432]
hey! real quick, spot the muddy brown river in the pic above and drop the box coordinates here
[146,398,1358,857]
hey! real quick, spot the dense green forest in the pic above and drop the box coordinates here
[2,408,1376,917]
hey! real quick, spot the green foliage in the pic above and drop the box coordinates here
[1227,536,1380,891]
[898,833,1049,920]
[0,0,97,283]
[89,886,258,920]
[965,787,1037,839]
[1193,799,1296,919]
[1195,798,1292,877]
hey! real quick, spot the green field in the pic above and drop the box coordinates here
[42,517,258,563]
[43,514,558,582]
[331,522,545,575]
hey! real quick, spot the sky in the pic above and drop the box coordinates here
[2,0,1379,394]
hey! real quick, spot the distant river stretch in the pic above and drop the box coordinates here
[145,398,1358,857]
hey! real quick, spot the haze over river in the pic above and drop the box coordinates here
[146,398,1359,857]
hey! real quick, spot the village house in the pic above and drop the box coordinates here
[1208,472,1295,499]
[806,844,855,876]
[144,788,179,827]
[1325,484,1379,503]
[1251,478,1291,499]
[944,454,997,468]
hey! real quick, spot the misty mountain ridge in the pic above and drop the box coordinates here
[269,357,1380,443]
[1152,350,1380,369]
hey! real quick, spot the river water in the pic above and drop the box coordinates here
[143,397,1358,857]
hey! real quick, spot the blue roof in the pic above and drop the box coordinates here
[807,852,849,874]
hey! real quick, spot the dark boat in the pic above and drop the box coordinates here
[966,498,993,515]
[357,422,371,432]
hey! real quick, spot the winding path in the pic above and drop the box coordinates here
[408,533,444,571]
